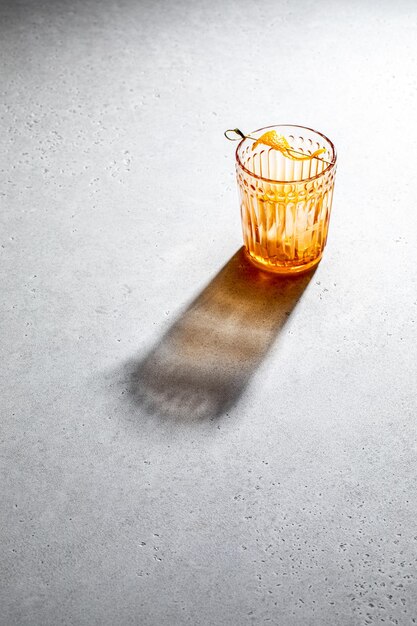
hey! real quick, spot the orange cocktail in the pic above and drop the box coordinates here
[235,125,337,274]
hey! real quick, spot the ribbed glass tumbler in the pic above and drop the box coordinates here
[236,125,337,274]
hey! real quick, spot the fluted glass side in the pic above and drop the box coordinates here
[236,125,337,274]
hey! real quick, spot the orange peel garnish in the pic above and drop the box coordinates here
[252,130,326,161]
[252,131,291,152]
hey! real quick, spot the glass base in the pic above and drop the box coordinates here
[245,249,323,275]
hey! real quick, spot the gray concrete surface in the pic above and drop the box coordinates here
[2,0,417,624]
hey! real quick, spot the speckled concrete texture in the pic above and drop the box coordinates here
[2,0,417,624]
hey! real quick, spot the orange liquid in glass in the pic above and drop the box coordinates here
[240,189,332,274]
[236,128,337,274]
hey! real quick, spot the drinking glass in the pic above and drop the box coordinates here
[235,124,337,274]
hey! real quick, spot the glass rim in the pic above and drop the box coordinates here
[235,124,337,184]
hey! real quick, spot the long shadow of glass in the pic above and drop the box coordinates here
[126,247,315,421]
